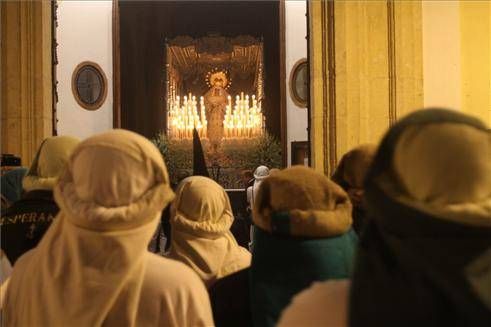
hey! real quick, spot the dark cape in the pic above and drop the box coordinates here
[349,109,491,327]
[1,190,58,264]
[209,268,251,327]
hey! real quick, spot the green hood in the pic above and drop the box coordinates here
[350,108,491,327]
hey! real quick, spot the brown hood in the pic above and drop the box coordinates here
[331,144,377,189]
[253,166,353,238]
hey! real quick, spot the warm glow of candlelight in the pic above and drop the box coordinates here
[167,93,208,140]
[168,92,263,140]
[221,92,264,139]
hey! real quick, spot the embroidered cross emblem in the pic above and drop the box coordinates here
[27,223,36,239]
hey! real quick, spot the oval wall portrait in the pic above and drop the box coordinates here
[289,58,308,108]
[71,61,107,110]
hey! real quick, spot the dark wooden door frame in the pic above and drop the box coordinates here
[279,0,287,167]
[305,0,311,167]
[52,0,59,135]
[112,0,121,128]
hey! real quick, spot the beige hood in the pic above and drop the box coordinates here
[167,176,251,288]
[3,129,175,326]
[23,136,80,192]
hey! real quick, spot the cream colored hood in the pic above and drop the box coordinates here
[3,129,175,326]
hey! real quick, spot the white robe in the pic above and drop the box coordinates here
[2,130,214,327]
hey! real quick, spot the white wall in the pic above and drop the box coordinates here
[422,1,461,109]
[57,1,113,139]
[285,1,308,166]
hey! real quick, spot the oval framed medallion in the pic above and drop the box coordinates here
[71,61,107,110]
[289,58,308,108]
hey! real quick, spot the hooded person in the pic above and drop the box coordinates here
[165,176,251,327]
[332,144,377,234]
[250,165,357,327]
[247,165,271,249]
[1,136,80,264]
[2,129,214,327]
[247,165,270,210]
[1,167,28,209]
[278,108,491,327]
[167,176,251,288]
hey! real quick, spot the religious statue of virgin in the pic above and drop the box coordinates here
[204,70,230,151]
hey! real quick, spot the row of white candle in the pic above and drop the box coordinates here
[168,92,265,140]
[168,94,207,139]
[223,93,264,138]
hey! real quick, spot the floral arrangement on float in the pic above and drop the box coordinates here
[152,132,281,188]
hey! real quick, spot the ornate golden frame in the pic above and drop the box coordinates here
[289,58,308,108]
[71,61,107,111]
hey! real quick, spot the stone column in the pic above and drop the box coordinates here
[308,0,335,175]
[393,1,424,119]
[1,0,53,166]
[308,0,424,175]
[460,1,491,125]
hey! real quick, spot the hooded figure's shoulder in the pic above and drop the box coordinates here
[143,253,207,291]
[141,253,214,326]
[278,279,350,327]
